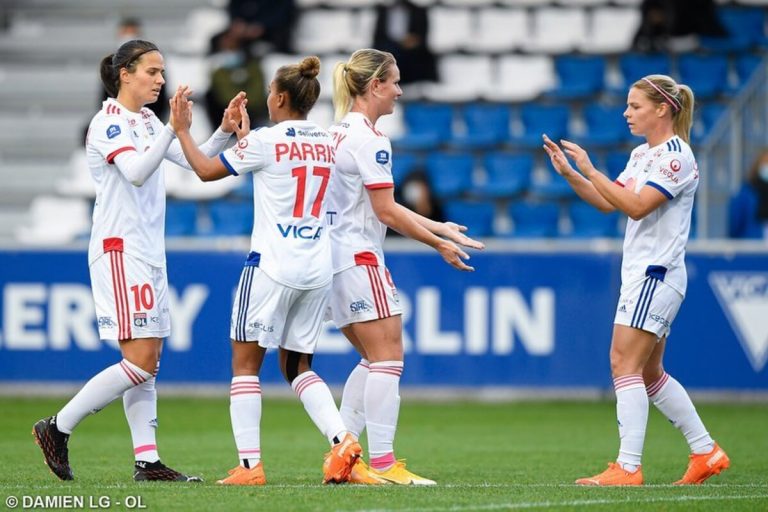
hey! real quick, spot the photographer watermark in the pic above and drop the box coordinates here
[4,495,146,509]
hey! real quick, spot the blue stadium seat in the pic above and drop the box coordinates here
[736,54,763,86]
[728,184,762,239]
[678,55,729,100]
[568,202,619,238]
[616,53,671,92]
[395,102,454,151]
[425,152,474,199]
[701,7,768,52]
[450,103,511,149]
[165,201,198,236]
[692,103,727,144]
[508,202,560,238]
[392,153,419,187]
[208,200,253,236]
[229,176,253,199]
[475,153,533,199]
[579,104,629,146]
[531,160,577,200]
[605,151,628,181]
[513,104,570,148]
[548,55,606,100]
[444,201,496,238]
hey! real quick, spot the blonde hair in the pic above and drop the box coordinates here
[632,74,695,144]
[273,56,321,115]
[332,49,396,121]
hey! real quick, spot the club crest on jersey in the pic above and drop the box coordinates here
[133,312,147,328]
[144,121,155,136]
[376,150,390,164]
[709,271,768,372]
[106,125,121,139]
[670,159,681,172]
[285,127,296,137]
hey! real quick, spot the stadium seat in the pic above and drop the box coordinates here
[548,55,606,100]
[165,201,198,237]
[728,184,762,239]
[678,55,729,100]
[444,201,496,238]
[578,104,629,146]
[568,202,619,238]
[466,8,529,53]
[425,152,474,199]
[450,103,511,150]
[395,102,454,151]
[605,151,628,181]
[735,54,764,86]
[15,196,91,245]
[523,8,588,54]
[580,7,641,54]
[422,55,493,102]
[701,7,768,52]
[485,55,556,103]
[616,53,672,93]
[693,103,727,143]
[475,153,533,198]
[293,9,354,54]
[208,200,253,236]
[508,202,560,238]
[513,104,570,148]
[530,161,577,200]
[392,153,419,187]
[427,7,473,53]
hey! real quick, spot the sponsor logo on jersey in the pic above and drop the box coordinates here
[277,223,323,240]
[297,128,327,138]
[248,320,274,333]
[376,150,390,164]
[98,316,117,328]
[144,121,154,136]
[350,300,373,313]
[106,124,121,139]
[670,159,681,172]
[128,119,137,127]
[133,312,147,328]
[709,271,768,371]
[618,304,627,313]
[659,168,679,183]
[648,313,670,328]
[285,127,296,137]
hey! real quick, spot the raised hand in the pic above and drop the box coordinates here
[169,85,193,134]
[560,139,597,178]
[221,91,247,133]
[542,134,577,178]
[230,102,250,140]
[442,222,485,250]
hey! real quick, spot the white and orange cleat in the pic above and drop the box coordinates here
[216,463,266,485]
[348,459,389,485]
[575,462,643,486]
[674,442,730,485]
[369,460,436,486]
[322,433,362,484]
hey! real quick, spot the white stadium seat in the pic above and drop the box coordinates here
[294,9,355,55]
[580,7,641,54]
[422,55,494,102]
[484,55,555,102]
[523,8,588,54]
[466,8,530,53]
[427,7,474,53]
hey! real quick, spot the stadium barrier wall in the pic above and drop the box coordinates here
[0,246,766,390]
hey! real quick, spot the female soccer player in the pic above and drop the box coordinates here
[542,74,730,486]
[32,39,243,482]
[169,56,361,486]
[328,49,484,485]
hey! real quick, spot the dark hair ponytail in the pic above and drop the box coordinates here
[274,56,322,116]
[99,39,160,98]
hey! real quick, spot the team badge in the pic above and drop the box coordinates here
[376,150,390,164]
[237,138,248,149]
[106,125,121,139]
[133,312,147,327]
[144,121,155,136]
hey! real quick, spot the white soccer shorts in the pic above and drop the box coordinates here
[230,266,330,353]
[328,264,403,329]
[90,251,170,341]
[614,275,683,339]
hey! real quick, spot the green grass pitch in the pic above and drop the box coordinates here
[1,396,766,511]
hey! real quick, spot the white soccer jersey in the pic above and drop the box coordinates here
[327,112,394,273]
[615,135,699,295]
[220,120,334,290]
[86,98,189,267]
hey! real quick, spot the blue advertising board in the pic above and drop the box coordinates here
[0,248,766,390]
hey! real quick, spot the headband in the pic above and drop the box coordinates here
[643,78,681,112]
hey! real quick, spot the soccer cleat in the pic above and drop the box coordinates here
[32,416,73,481]
[575,462,643,486]
[322,433,362,484]
[348,458,389,485]
[133,460,203,482]
[216,463,266,485]
[369,460,436,486]
[674,443,730,485]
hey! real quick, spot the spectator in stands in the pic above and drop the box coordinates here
[328,48,483,485]
[373,0,437,85]
[633,0,725,52]
[747,149,768,238]
[32,39,245,484]
[204,28,268,132]
[170,56,364,486]
[395,171,445,228]
[224,0,297,54]
[543,74,730,486]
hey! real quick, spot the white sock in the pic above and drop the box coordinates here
[365,361,403,465]
[57,359,151,434]
[292,371,346,444]
[646,372,714,454]
[614,374,648,471]
[123,360,159,462]
[340,359,369,439]
[230,376,262,468]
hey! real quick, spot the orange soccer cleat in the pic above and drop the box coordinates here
[216,463,266,485]
[348,459,389,485]
[322,433,362,484]
[369,460,436,486]
[674,443,730,485]
[575,462,643,486]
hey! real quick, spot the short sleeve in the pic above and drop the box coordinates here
[89,115,136,164]
[220,130,265,176]
[353,137,394,190]
[645,153,695,199]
